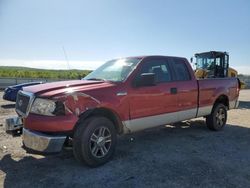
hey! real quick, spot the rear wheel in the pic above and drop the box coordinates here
[73,116,117,167]
[206,103,227,131]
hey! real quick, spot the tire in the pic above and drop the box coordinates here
[206,103,227,131]
[73,116,117,167]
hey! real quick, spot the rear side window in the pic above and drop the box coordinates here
[172,59,191,81]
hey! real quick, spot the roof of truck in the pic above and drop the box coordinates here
[195,51,229,56]
[126,55,187,60]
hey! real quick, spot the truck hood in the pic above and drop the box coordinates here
[23,80,116,97]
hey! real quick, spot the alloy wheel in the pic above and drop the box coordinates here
[89,126,112,158]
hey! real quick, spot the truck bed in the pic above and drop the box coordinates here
[197,77,239,117]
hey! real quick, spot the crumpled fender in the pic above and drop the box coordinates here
[55,92,100,116]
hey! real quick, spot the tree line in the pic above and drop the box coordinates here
[0,66,92,79]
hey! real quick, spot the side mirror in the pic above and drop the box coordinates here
[136,73,156,87]
[190,57,193,63]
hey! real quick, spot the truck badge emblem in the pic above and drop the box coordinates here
[18,99,23,107]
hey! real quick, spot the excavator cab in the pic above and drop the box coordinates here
[194,51,229,79]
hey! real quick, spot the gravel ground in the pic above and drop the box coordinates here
[0,90,250,188]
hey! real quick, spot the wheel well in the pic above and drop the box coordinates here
[75,108,124,134]
[214,95,229,109]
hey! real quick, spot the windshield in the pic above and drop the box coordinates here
[84,58,141,82]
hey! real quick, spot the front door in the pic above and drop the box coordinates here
[127,58,178,132]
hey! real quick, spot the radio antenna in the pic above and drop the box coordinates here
[62,46,70,70]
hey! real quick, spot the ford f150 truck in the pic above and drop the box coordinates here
[5,55,239,167]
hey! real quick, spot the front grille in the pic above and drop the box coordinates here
[15,91,35,117]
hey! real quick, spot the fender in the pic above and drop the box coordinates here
[211,86,229,105]
[74,107,125,134]
[56,91,127,134]
[54,91,100,116]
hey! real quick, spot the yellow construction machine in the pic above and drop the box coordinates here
[193,51,246,89]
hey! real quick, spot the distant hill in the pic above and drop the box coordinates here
[0,66,92,79]
[0,66,45,70]
[238,74,250,88]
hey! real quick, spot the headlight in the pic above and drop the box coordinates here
[4,88,10,92]
[30,98,57,116]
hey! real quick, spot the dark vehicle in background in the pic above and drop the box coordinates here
[3,82,43,102]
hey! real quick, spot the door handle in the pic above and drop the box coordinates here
[170,87,177,94]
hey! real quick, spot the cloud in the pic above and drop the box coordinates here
[0,59,104,70]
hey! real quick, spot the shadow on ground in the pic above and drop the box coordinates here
[1,104,15,109]
[1,120,250,187]
[238,101,250,109]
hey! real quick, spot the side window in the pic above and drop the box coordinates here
[172,59,191,81]
[216,57,221,66]
[139,59,172,83]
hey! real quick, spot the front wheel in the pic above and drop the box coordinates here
[206,103,227,131]
[73,116,117,167]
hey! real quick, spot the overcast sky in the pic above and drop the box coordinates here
[0,0,249,74]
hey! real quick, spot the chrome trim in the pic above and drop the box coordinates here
[196,105,213,117]
[15,90,35,118]
[235,100,239,109]
[116,92,127,96]
[229,99,238,110]
[5,116,23,131]
[23,128,66,153]
[123,108,197,133]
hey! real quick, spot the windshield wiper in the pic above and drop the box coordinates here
[86,78,107,81]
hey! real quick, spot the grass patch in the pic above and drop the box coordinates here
[0,66,92,79]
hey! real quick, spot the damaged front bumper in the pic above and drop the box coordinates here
[23,128,66,153]
[5,116,67,153]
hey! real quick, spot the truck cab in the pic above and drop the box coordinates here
[194,51,229,78]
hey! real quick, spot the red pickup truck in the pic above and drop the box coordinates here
[6,55,239,167]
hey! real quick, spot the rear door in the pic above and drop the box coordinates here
[170,58,198,120]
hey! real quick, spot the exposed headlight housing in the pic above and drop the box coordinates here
[30,98,65,116]
[4,88,10,92]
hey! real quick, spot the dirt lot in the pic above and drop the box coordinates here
[0,90,250,188]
